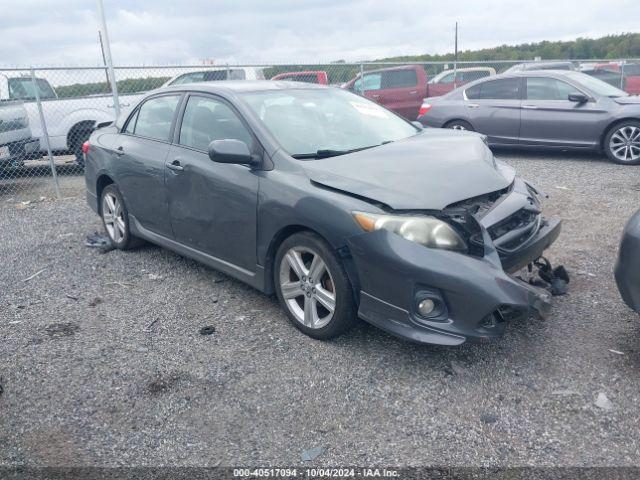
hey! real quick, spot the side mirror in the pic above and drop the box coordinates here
[568,93,589,103]
[208,139,257,166]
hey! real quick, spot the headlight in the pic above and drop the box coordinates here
[353,211,467,252]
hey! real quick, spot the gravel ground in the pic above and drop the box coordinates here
[1,150,639,468]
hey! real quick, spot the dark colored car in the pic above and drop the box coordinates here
[615,209,640,313]
[84,81,560,346]
[418,71,640,165]
[343,65,428,120]
[271,71,329,84]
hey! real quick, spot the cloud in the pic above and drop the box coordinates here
[0,0,638,67]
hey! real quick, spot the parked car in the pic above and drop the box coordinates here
[0,99,39,169]
[0,74,142,165]
[426,67,496,98]
[417,70,640,164]
[615,209,640,313]
[271,71,328,84]
[342,65,428,120]
[84,81,560,346]
[503,61,575,73]
[162,67,266,87]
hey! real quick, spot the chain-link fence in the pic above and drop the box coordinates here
[1,59,639,200]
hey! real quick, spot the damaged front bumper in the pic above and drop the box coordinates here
[346,220,560,346]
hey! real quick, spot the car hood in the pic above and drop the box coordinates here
[303,131,515,210]
[613,96,640,105]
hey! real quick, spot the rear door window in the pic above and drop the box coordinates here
[132,95,181,141]
[468,78,521,100]
[383,69,418,88]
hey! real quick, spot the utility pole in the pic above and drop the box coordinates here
[453,22,458,89]
[96,0,120,117]
[98,31,110,87]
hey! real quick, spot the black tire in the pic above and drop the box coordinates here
[604,120,640,165]
[99,184,144,250]
[445,120,474,131]
[274,231,358,340]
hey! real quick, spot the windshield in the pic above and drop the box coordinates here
[570,72,628,97]
[8,77,57,100]
[240,88,419,157]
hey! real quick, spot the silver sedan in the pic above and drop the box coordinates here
[418,70,640,165]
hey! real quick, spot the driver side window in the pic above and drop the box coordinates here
[179,95,253,151]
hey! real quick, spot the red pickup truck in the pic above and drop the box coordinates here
[271,71,329,84]
[342,65,428,120]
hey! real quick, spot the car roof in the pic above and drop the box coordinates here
[161,80,328,93]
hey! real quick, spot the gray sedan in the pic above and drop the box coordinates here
[418,70,640,164]
[84,81,560,346]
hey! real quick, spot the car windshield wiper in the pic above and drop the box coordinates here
[291,143,385,159]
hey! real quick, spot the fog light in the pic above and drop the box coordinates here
[418,299,436,317]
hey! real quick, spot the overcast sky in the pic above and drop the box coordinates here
[1,0,638,66]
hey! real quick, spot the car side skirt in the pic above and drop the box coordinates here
[129,214,267,292]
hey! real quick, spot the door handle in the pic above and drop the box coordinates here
[114,146,125,156]
[409,90,418,95]
[167,159,184,172]
[522,105,538,110]
[467,103,480,109]
[371,94,382,99]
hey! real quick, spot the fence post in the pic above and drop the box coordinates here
[359,63,364,96]
[30,67,61,200]
[96,0,120,118]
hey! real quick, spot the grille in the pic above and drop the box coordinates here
[489,208,541,252]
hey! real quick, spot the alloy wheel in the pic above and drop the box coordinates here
[102,192,126,243]
[610,125,640,163]
[279,247,336,329]
[449,124,467,131]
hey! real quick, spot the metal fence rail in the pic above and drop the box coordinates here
[1,59,639,200]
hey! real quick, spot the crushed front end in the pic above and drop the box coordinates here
[346,176,561,346]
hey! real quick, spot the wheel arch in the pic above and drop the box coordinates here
[67,120,96,151]
[262,224,360,301]
[263,225,321,294]
[600,117,640,149]
[95,174,115,214]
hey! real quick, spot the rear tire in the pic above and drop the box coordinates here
[445,120,474,131]
[604,120,640,165]
[274,231,358,340]
[100,184,144,250]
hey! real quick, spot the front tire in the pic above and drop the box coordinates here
[604,121,640,165]
[274,231,357,340]
[100,184,143,250]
